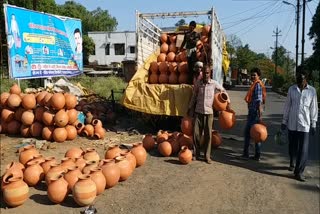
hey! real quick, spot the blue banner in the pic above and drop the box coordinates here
[4,4,83,79]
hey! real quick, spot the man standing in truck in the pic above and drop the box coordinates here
[180,21,200,84]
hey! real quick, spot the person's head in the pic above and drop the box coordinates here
[250,67,261,82]
[74,28,82,53]
[296,66,307,87]
[202,64,211,83]
[194,61,203,72]
[189,21,196,31]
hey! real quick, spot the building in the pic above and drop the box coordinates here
[88,31,136,66]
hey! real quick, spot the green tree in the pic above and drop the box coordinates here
[175,19,186,27]
[83,35,95,65]
[87,7,118,32]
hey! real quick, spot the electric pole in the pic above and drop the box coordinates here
[301,0,306,70]
[296,0,300,76]
[272,27,282,74]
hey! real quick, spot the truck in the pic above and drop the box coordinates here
[121,8,229,118]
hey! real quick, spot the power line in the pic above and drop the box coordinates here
[281,13,295,44]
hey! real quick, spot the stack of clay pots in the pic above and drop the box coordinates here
[148,25,212,85]
[213,91,236,130]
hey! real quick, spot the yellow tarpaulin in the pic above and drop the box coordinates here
[121,50,193,116]
[222,38,230,75]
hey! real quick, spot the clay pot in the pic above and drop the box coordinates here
[20,124,31,137]
[14,107,24,121]
[202,25,211,35]
[30,121,43,137]
[19,145,39,166]
[211,130,222,148]
[50,93,65,110]
[89,167,106,195]
[130,142,147,167]
[159,73,169,84]
[120,149,137,170]
[7,120,21,135]
[158,141,172,157]
[67,109,78,125]
[178,146,193,164]
[168,135,180,154]
[1,92,10,106]
[82,124,94,137]
[34,106,45,122]
[218,109,236,129]
[149,73,158,84]
[149,61,158,73]
[160,42,169,53]
[115,156,133,181]
[82,160,99,174]
[73,175,97,206]
[52,127,68,143]
[54,109,69,127]
[21,110,34,126]
[40,157,57,175]
[42,110,55,126]
[47,174,68,204]
[169,43,177,53]
[142,134,155,151]
[181,116,193,136]
[60,157,76,171]
[45,163,66,185]
[93,126,106,139]
[83,148,100,162]
[156,130,169,143]
[169,34,177,43]
[28,154,45,165]
[160,33,167,43]
[64,93,78,109]
[105,144,122,159]
[178,73,188,84]
[177,133,193,150]
[1,108,15,122]
[23,160,44,186]
[7,94,22,108]
[21,94,36,110]
[36,91,47,106]
[10,83,21,94]
[65,125,78,141]
[75,157,87,171]
[178,61,188,73]
[157,53,166,62]
[2,175,29,207]
[64,166,82,192]
[65,147,84,160]
[42,126,55,141]
[5,162,25,179]
[92,119,103,128]
[213,92,229,111]
[168,72,178,84]
[85,112,94,124]
[100,159,120,189]
[75,122,85,135]
[250,123,268,143]
[43,93,53,107]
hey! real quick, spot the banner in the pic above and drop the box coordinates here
[4,4,83,79]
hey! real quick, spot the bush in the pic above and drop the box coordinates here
[0,78,32,93]
[272,73,285,90]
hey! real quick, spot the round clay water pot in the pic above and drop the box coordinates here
[64,166,82,192]
[47,173,68,204]
[89,167,106,195]
[177,133,193,150]
[5,162,25,179]
[45,163,66,185]
[1,92,10,106]
[65,147,84,160]
[30,121,43,137]
[160,42,169,53]
[211,130,222,148]
[75,122,85,134]
[115,156,133,182]
[100,159,120,189]
[2,175,29,207]
[10,83,21,95]
[20,124,31,137]
[250,123,268,143]
[82,160,99,174]
[181,116,193,136]
[169,34,177,43]
[218,109,236,130]
[75,157,87,171]
[105,144,122,159]
[40,156,57,175]
[130,142,147,167]
[167,52,176,62]
[83,148,100,162]
[65,125,78,141]
[169,43,177,53]
[7,120,21,135]
[157,53,166,62]
[54,109,69,127]
[156,130,169,143]
[21,110,34,126]
[1,108,15,122]
[93,126,106,139]
[50,93,65,110]
[7,94,21,108]
[142,134,155,151]
[19,145,39,166]
[21,94,36,110]
[158,141,172,157]
[213,92,229,111]
[14,107,24,122]
[67,109,78,125]
[64,93,77,109]
[149,73,158,84]
[160,33,168,43]
[149,61,158,73]
[60,157,76,171]
[82,124,94,137]
[73,174,97,206]
[36,91,47,106]
[42,110,55,126]
[42,126,55,141]
[23,160,44,186]
[168,72,178,84]
[120,149,137,170]
[34,106,45,122]
[178,146,193,164]
[159,73,169,84]
[52,127,67,143]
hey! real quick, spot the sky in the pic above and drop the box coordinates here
[56,0,319,60]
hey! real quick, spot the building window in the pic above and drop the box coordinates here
[114,43,125,55]
[105,44,110,55]
[129,46,135,53]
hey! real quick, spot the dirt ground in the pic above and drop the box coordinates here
[0,90,319,214]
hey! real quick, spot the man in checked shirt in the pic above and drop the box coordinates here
[187,64,230,164]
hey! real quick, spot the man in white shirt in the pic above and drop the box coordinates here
[281,69,318,182]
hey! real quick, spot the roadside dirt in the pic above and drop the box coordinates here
[0,90,319,214]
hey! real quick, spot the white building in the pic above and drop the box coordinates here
[88,31,136,65]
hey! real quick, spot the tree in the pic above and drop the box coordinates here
[83,35,95,65]
[271,46,295,75]
[175,19,186,27]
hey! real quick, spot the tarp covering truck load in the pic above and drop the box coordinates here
[121,8,229,116]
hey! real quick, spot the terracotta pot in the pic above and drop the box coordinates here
[65,147,84,160]
[75,122,85,134]
[159,73,169,84]
[14,107,24,121]
[64,93,78,109]
[73,175,97,206]
[157,141,172,157]
[218,109,236,129]
[75,157,87,171]
[43,93,53,107]
[177,133,194,150]
[19,145,39,166]
[181,116,193,136]
[156,130,169,143]
[149,73,158,84]
[65,125,78,141]
[160,42,169,53]
[1,108,15,122]
[42,126,55,141]
[83,148,100,162]
[5,162,25,179]
[120,149,137,170]
[160,33,167,43]
[7,94,22,108]
[29,121,43,137]
[2,175,29,207]
[23,160,44,186]
[105,144,122,159]
[100,159,120,189]
[50,93,65,110]
[213,92,229,111]
[168,72,178,84]
[130,142,147,167]
[40,156,57,175]
[67,109,78,125]
[89,167,106,195]
[10,83,21,94]
[178,146,193,164]
[250,123,268,143]
[82,160,99,174]
[82,124,94,137]
[115,156,133,181]
[169,43,177,53]
[36,91,47,106]
[1,92,10,106]
[178,61,188,72]
[178,73,188,84]
[157,53,166,62]
[54,109,69,127]
[85,112,94,124]
[142,134,155,151]
[21,110,34,126]
[211,130,222,148]
[21,94,36,110]
[42,110,55,126]
[60,157,76,171]
[93,126,106,139]
[45,163,66,185]
[52,127,67,143]
[28,154,45,165]
[149,61,158,73]
[64,166,82,192]
[168,134,180,154]
[7,120,21,135]
[92,119,103,128]
[47,174,68,204]
[34,106,45,122]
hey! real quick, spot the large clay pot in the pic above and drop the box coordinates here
[250,123,268,143]
[65,147,84,160]
[60,157,76,171]
[82,124,94,137]
[158,141,172,157]
[142,134,155,151]
[1,108,15,122]
[120,149,137,170]
[21,94,36,110]
[34,106,45,122]
[178,146,193,164]
[1,92,10,106]
[67,109,78,125]
[45,163,66,185]
[47,174,68,204]
[168,72,178,84]
[211,130,222,148]
[105,144,122,159]
[115,156,133,181]
[64,93,77,109]
[130,142,147,167]
[30,121,43,137]
[181,116,193,136]
[40,156,57,175]
[149,72,158,84]
[218,109,236,129]
[2,175,29,207]
[14,107,24,122]
[75,157,87,171]
[10,83,21,94]
[42,110,55,126]
[83,148,100,162]
[213,92,229,111]
[7,94,22,108]
[156,130,169,143]
[21,110,34,126]
[5,162,25,179]
[65,125,78,140]
[23,160,44,186]
[42,126,55,141]
[54,109,69,127]
[64,166,82,192]
[20,124,31,137]
[19,145,39,166]
[160,33,167,43]
[89,167,106,195]
[52,127,68,143]
[93,126,106,139]
[82,160,99,174]
[159,73,169,84]
[177,133,194,150]
[36,91,47,106]
[50,93,65,110]
[6,120,21,135]
[73,175,97,207]
[160,42,169,53]
[100,159,120,189]
[168,134,180,154]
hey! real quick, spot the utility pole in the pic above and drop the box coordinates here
[296,0,300,76]
[285,51,291,75]
[301,0,306,70]
[272,27,282,74]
